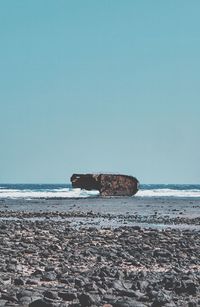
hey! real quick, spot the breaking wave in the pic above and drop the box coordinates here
[137,189,200,198]
[137,184,200,198]
[0,186,99,199]
[0,184,200,199]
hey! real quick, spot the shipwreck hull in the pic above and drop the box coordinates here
[71,174,139,196]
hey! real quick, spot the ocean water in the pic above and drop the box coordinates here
[0,184,200,199]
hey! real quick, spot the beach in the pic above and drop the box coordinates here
[0,193,199,307]
[1,0,200,305]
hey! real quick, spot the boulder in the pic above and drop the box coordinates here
[70,174,139,196]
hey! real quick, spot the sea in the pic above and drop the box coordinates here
[0,184,200,199]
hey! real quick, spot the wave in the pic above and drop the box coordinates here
[0,184,200,199]
[0,188,99,199]
[137,188,200,198]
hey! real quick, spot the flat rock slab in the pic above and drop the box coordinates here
[71,173,139,196]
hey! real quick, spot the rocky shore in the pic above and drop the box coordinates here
[0,210,199,228]
[0,211,199,306]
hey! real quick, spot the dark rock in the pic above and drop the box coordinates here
[26,278,39,285]
[19,296,32,305]
[112,280,127,291]
[42,271,57,282]
[163,303,176,307]
[137,281,149,292]
[112,298,147,307]
[78,293,98,306]
[0,300,8,307]
[43,291,58,300]
[4,303,18,307]
[183,280,197,295]
[0,216,199,307]
[71,173,139,196]
[153,249,172,258]
[131,226,141,231]
[75,278,86,287]
[45,266,56,272]
[29,299,54,307]
[31,269,43,277]
[1,293,18,303]
[58,292,77,301]
[14,277,24,286]
[84,281,98,292]
[162,276,174,290]
[188,299,198,307]
[17,289,34,299]
[151,290,172,307]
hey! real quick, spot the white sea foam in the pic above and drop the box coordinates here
[1,187,200,199]
[0,188,99,199]
[137,188,200,198]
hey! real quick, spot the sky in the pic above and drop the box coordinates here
[0,0,199,184]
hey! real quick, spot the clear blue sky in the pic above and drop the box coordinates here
[0,1,199,184]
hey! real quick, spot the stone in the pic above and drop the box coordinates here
[113,298,147,307]
[43,291,58,300]
[0,301,8,307]
[153,249,172,258]
[71,173,139,196]
[58,291,77,301]
[19,296,32,305]
[78,293,97,306]
[183,280,197,295]
[0,216,199,307]
[14,278,24,285]
[29,299,54,307]
[151,290,172,306]
[42,271,57,282]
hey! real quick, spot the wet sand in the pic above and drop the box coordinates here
[0,196,200,227]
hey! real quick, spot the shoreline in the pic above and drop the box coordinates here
[0,210,199,230]
[0,196,200,225]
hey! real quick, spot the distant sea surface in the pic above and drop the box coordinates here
[0,184,200,199]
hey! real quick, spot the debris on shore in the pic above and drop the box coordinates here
[71,173,139,196]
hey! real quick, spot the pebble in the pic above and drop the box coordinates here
[0,214,199,307]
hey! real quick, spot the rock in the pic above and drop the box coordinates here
[0,300,8,307]
[1,293,18,303]
[29,299,54,307]
[183,280,197,295]
[0,217,199,307]
[13,278,24,286]
[26,278,39,285]
[164,303,177,307]
[75,277,86,287]
[45,266,55,272]
[131,226,141,231]
[151,290,172,306]
[43,291,58,300]
[71,173,139,196]
[19,296,32,305]
[78,293,98,306]
[137,281,149,292]
[42,271,57,282]
[113,298,147,307]
[112,280,128,291]
[188,299,198,307]
[4,303,18,307]
[31,269,43,277]
[58,291,77,301]
[153,249,172,258]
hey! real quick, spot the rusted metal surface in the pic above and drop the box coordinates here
[71,174,139,196]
